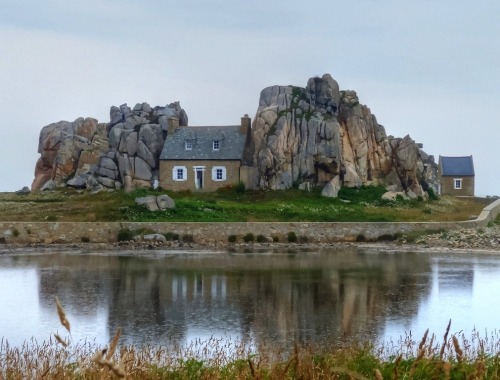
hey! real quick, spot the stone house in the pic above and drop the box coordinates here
[438,155,475,196]
[159,115,254,191]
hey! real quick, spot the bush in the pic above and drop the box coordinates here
[12,228,19,237]
[356,234,367,242]
[228,234,237,243]
[287,231,297,243]
[117,228,134,242]
[272,235,279,242]
[256,234,266,243]
[0,237,5,244]
[243,233,255,243]
[81,236,90,243]
[163,232,180,241]
[182,234,194,243]
[377,233,402,242]
[427,187,439,201]
[234,182,246,194]
[299,235,309,243]
[46,215,58,221]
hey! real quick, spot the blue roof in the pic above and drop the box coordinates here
[440,156,474,176]
[160,125,247,160]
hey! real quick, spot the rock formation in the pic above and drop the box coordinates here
[32,102,188,192]
[252,74,437,197]
[31,74,437,197]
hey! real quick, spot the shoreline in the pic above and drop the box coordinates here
[1,238,500,256]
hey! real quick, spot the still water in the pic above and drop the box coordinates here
[0,247,499,349]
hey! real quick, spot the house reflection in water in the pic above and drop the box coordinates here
[34,250,433,348]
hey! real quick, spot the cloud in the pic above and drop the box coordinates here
[0,1,499,195]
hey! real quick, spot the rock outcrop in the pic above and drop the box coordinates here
[32,74,437,197]
[32,102,188,192]
[32,118,108,191]
[252,74,437,197]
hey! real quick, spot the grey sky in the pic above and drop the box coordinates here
[1,1,498,195]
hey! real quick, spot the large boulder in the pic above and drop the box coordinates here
[32,102,188,191]
[135,195,159,211]
[251,74,436,196]
[157,194,175,209]
[321,176,341,198]
[135,194,175,211]
[31,118,109,191]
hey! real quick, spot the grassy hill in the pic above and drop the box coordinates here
[0,186,489,223]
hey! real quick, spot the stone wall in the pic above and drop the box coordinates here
[2,199,499,246]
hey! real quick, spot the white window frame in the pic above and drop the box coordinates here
[212,166,226,181]
[454,178,462,190]
[172,166,187,181]
[213,140,220,151]
[185,140,192,150]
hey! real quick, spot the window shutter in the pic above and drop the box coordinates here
[222,167,226,181]
[173,166,187,181]
[212,167,217,181]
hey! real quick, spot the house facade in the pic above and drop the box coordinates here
[159,115,253,191]
[438,155,475,196]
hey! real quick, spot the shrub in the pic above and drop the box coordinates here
[272,235,280,242]
[377,233,402,242]
[228,234,237,243]
[81,236,90,243]
[287,231,297,243]
[117,228,134,242]
[46,215,58,221]
[26,228,32,235]
[0,237,5,244]
[243,233,255,243]
[234,182,246,194]
[256,234,266,243]
[427,187,439,200]
[182,234,194,243]
[164,232,180,241]
[12,228,19,237]
[356,234,367,242]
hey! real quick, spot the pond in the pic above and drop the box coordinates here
[0,247,499,350]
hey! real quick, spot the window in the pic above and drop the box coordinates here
[454,178,462,190]
[172,166,187,181]
[212,166,226,181]
[185,140,192,150]
[213,140,220,150]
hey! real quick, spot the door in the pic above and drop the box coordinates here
[196,168,203,189]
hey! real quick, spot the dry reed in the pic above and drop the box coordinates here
[3,310,500,379]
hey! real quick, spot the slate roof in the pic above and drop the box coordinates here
[160,125,247,160]
[439,155,475,176]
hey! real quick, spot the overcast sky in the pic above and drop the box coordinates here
[1,1,498,196]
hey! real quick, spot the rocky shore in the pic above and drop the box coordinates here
[411,224,500,250]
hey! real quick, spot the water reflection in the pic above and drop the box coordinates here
[0,248,499,349]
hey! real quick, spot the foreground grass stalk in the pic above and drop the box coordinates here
[2,306,500,379]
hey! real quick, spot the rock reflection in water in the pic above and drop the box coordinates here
[26,249,433,349]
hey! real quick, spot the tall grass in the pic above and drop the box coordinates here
[2,301,500,379]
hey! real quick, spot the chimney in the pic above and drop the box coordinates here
[240,114,251,135]
[167,117,179,136]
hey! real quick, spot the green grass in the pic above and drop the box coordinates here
[0,185,488,223]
